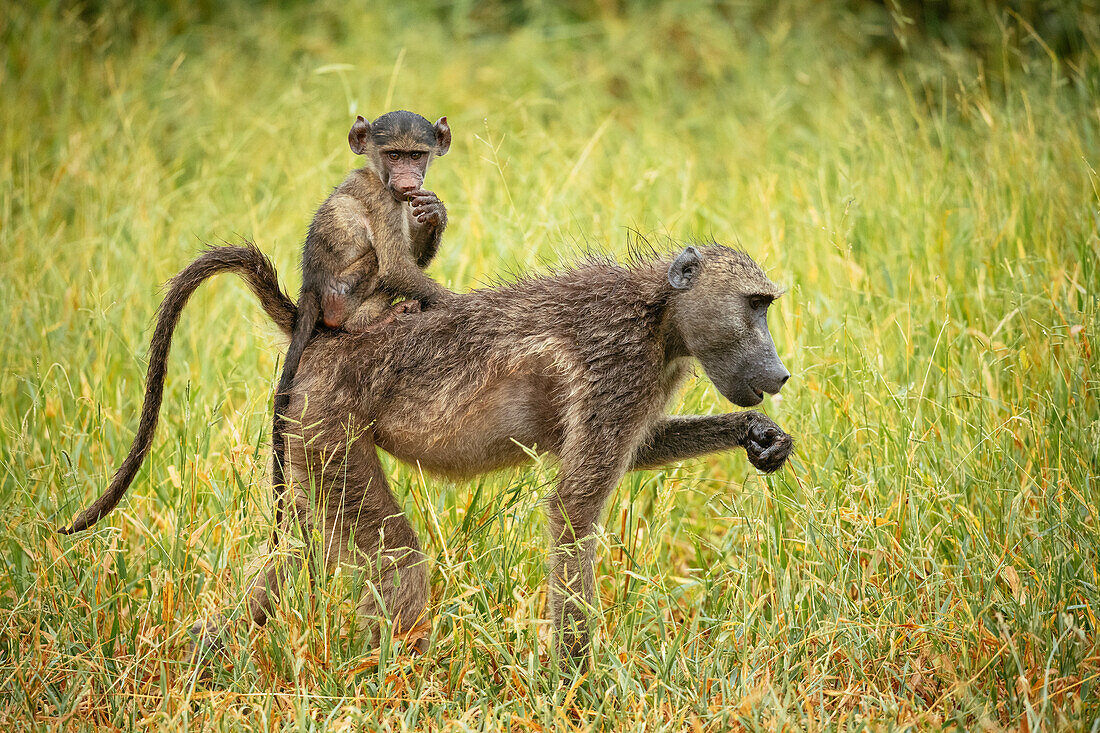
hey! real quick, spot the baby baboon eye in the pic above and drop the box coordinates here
[388,152,400,161]
[409,152,422,161]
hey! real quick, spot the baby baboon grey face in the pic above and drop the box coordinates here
[668,246,790,407]
[350,111,451,201]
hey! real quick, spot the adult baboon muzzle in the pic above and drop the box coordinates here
[702,344,790,408]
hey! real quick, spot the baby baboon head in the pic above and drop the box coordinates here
[667,245,790,407]
[349,111,451,200]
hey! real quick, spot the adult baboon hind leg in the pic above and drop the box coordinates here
[189,423,428,658]
[300,425,430,645]
[187,514,305,661]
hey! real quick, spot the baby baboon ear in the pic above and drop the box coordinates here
[668,246,702,290]
[349,115,372,155]
[433,117,451,156]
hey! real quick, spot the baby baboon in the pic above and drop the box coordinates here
[61,242,794,668]
[272,111,453,533]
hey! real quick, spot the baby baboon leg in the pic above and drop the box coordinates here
[320,283,350,329]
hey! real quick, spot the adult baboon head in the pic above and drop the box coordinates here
[667,245,790,407]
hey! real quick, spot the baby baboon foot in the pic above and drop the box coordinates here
[744,412,793,473]
[396,299,422,314]
[384,299,421,322]
[350,299,422,334]
[187,613,230,664]
[385,299,422,321]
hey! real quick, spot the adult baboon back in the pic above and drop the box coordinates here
[62,242,793,665]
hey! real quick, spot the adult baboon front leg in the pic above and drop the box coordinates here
[545,446,628,666]
[631,411,793,473]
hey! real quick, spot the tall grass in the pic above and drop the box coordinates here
[2,1,1097,729]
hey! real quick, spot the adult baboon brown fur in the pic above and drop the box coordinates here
[61,242,793,664]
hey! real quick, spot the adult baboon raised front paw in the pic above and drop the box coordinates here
[744,413,793,473]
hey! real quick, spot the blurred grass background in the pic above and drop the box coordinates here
[2,0,1098,729]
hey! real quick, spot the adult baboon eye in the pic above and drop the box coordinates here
[388,152,400,161]
[750,296,769,311]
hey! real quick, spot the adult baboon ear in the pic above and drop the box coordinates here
[349,115,371,155]
[433,117,451,156]
[668,246,702,290]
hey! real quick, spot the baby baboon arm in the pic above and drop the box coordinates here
[377,261,452,307]
[374,224,452,307]
[407,189,447,268]
[631,411,793,474]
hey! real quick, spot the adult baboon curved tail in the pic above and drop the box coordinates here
[59,246,295,535]
[61,242,794,664]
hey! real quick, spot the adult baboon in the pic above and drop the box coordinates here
[62,242,793,665]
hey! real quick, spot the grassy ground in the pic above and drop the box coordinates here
[2,1,1098,730]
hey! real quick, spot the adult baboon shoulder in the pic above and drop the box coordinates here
[62,242,793,667]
